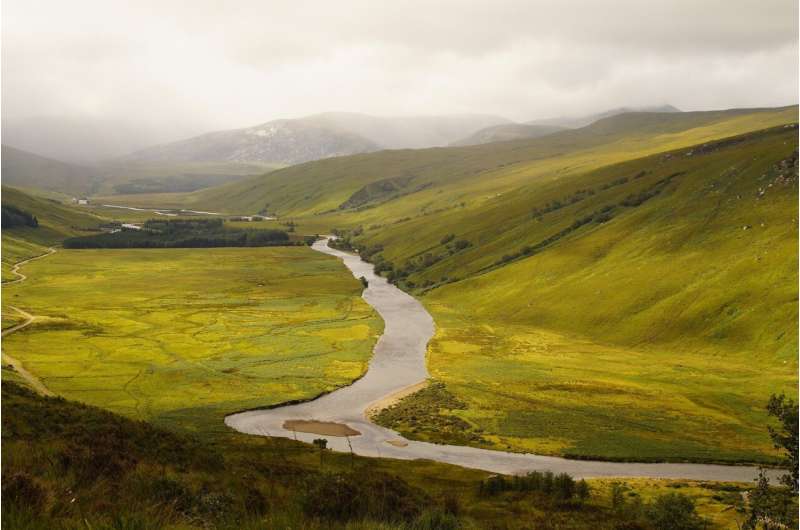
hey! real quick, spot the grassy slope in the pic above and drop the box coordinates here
[2,247,381,433]
[1,186,106,244]
[161,106,798,463]
[4,380,756,530]
[371,126,798,463]
[176,106,797,217]
[1,145,97,196]
[1,186,108,283]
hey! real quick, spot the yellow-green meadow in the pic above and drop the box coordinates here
[2,247,381,432]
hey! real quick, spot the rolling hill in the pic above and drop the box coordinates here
[1,145,99,196]
[450,123,567,146]
[527,104,682,129]
[12,104,798,462]
[1,186,107,282]
[122,112,510,167]
[166,105,796,217]
[151,104,799,462]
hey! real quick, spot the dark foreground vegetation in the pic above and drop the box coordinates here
[2,381,796,529]
[63,218,298,249]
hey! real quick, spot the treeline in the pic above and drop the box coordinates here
[64,218,296,249]
[495,171,685,268]
[331,228,471,289]
[2,204,38,228]
[479,471,590,504]
[530,170,646,221]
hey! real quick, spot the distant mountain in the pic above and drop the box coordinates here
[449,106,681,147]
[451,123,567,146]
[527,105,681,129]
[307,112,512,149]
[123,113,511,166]
[1,145,99,196]
[124,118,381,166]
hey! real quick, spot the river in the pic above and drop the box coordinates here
[225,237,776,481]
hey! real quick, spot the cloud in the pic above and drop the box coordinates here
[1,0,797,161]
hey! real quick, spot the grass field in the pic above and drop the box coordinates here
[1,234,47,282]
[2,247,381,432]
[91,110,798,464]
[371,126,798,464]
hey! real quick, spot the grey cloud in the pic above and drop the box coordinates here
[1,0,797,162]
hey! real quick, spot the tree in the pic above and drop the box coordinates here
[738,394,799,529]
[742,470,796,530]
[766,393,798,492]
[575,479,590,504]
[646,493,705,530]
[610,482,627,514]
[312,438,328,468]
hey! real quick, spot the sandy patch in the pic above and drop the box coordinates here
[283,419,361,437]
[386,440,408,447]
[364,379,428,418]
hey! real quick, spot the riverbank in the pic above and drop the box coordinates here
[225,237,782,481]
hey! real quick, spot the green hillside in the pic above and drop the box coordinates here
[2,186,105,245]
[4,106,797,464]
[2,186,107,281]
[371,124,797,462]
[163,106,798,463]
[166,105,797,217]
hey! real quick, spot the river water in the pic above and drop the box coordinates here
[225,238,775,481]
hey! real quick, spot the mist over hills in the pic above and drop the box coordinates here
[449,105,681,146]
[1,145,99,196]
[527,104,682,129]
[451,123,568,146]
[123,112,511,166]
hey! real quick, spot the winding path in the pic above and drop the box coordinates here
[2,248,56,395]
[226,238,777,481]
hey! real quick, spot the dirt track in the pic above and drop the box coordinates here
[2,248,56,396]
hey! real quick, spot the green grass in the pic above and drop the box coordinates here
[2,186,107,245]
[1,234,46,282]
[102,109,798,464]
[2,246,381,432]
[368,126,798,463]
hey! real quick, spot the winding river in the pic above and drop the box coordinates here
[226,238,775,481]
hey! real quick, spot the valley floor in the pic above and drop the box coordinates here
[1,246,381,433]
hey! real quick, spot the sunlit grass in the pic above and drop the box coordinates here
[2,246,381,432]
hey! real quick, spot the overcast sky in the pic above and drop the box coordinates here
[2,0,798,161]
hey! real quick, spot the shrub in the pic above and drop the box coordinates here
[2,473,48,513]
[301,471,425,523]
[646,493,704,530]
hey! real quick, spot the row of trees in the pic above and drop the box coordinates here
[64,218,294,249]
[2,205,38,228]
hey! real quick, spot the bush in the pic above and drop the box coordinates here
[301,470,426,523]
[411,508,461,530]
[2,473,48,513]
[646,493,705,530]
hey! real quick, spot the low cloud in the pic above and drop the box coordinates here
[2,0,797,161]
